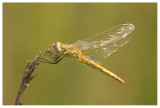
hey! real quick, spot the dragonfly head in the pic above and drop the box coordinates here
[52,42,62,52]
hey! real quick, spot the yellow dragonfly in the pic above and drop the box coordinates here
[41,23,135,83]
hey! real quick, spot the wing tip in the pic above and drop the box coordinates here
[123,23,135,31]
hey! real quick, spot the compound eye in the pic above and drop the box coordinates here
[53,42,61,52]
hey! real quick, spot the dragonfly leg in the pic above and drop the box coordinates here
[40,50,57,63]
[45,50,61,60]
[40,58,55,64]
[43,50,56,58]
[46,51,61,61]
[40,55,65,64]
[40,49,65,64]
[52,56,65,64]
[47,51,56,58]
[47,53,56,61]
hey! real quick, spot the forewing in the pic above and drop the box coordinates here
[73,23,135,60]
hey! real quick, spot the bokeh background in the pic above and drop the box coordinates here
[3,3,157,105]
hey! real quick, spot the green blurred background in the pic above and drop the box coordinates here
[3,3,157,105]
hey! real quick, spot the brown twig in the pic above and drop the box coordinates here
[15,50,42,105]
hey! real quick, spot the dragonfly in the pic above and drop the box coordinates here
[41,23,135,83]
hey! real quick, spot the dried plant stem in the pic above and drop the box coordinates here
[15,50,42,105]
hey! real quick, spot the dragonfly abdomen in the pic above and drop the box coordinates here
[77,55,125,83]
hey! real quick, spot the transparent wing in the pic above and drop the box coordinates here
[84,55,101,65]
[73,23,135,60]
